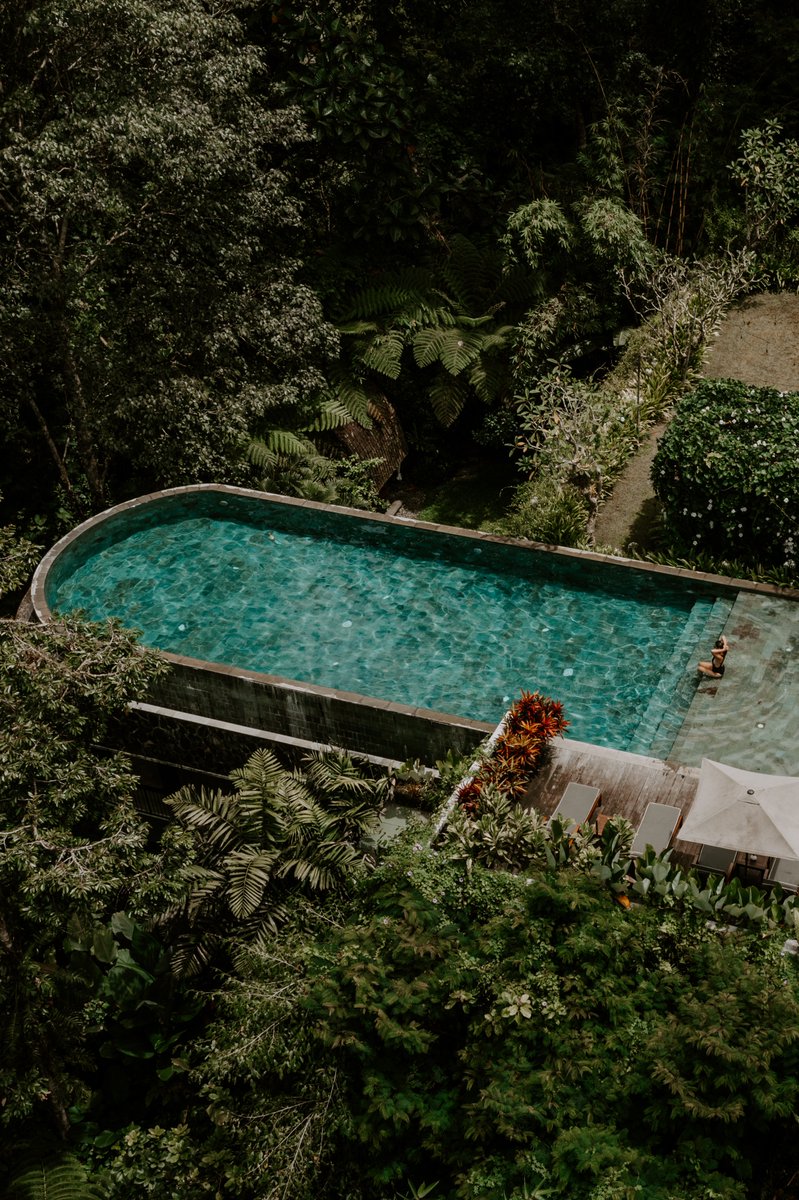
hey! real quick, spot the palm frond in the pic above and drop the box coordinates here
[169,933,219,979]
[182,865,227,919]
[277,840,359,890]
[243,900,294,953]
[166,787,243,854]
[302,750,389,802]
[230,748,289,799]
[225,849,280,918]
[277,780,324,831]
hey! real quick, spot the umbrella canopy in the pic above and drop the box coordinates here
[678,759,799,858]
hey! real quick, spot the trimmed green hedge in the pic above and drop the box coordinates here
[652,377,799,568]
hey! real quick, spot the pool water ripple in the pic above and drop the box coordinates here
[46,501,734,754]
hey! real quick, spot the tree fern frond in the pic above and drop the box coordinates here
[500,264,543,306]
[344,284,426,322]
[412,327,447,369]
[429,374,469,426]
[437,328,485,375]
[478,324,516,351]
[246,437,279,473]
[403,298,456,329]
[4,1152,105,1200]
[338,320,380,335]
[342,268,434,320]
[331,379,373,426]
[450,311,497,329]
[361,329,405,379]
[469,358,510,405]
[442,234,502,312]
[262,428,317,458]
[306,399,353,432]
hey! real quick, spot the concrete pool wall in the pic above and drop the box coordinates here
[29,484,799,769]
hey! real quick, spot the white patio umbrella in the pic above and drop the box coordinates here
[677,758,799,858]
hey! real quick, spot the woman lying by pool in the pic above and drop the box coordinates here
[698,633,729,678]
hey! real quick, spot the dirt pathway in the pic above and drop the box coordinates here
[593,421,667,550]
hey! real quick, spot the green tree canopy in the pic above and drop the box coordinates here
[0,0,338,514]
[0,611,181,1143]
[99,841,799,1200]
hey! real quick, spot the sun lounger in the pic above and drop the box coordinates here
[550,782,602,826]
[695,844,737,877]
[767,858,799,893]
[631,802,682,857]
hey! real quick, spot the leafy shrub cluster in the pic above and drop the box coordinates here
[304,852,799,1200]
[455,691,568,817]
[502,478,589,548]
[652,377,799,568]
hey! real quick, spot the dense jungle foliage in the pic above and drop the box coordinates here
[2,0,799,542]
[3,2,799,1197]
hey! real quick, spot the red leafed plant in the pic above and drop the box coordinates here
[455,691,567,815]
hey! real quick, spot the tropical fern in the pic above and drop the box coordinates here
[164,748,389,975]
[429,374,470,426]
[167,786,243,853]
[441,232,501,311]
[361,329,405,379]
[326,373,373,427]
[334,235,536,428]
[225,849,279,919]
[3,1153,105,1200]
[341,270,434,320]
[306,398,358,432]
[469,356,510,405]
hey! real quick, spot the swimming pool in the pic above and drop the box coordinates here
[34,486,735,759]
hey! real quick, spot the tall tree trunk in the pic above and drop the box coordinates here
[26,395,82,514]
[51,212,106,510]
[58,323,106,509]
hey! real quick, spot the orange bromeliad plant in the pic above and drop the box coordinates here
[456,691,567,815]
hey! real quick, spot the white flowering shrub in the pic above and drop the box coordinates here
[651,377,799,568]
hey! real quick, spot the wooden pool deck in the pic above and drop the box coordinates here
[523,737,703,869]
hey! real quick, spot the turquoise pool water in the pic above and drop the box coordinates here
[44,491,735,756]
